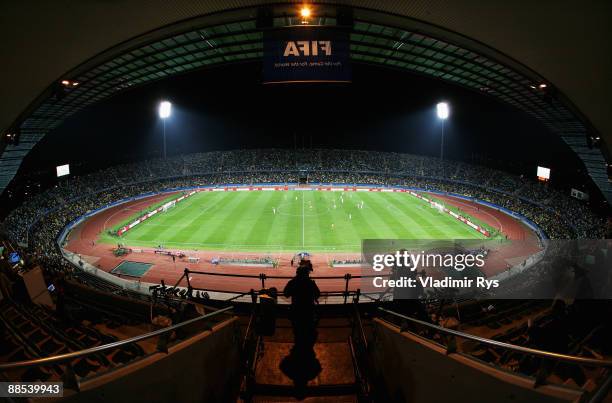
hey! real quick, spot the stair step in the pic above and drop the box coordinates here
[251,385,359,401]
[254,383,357,396]
[251,394,358,403]
[263,317,353,343]
[255,342,355,386]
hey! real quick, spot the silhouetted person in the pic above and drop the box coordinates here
[390,255,430,331]
[283,265,320,345]
[298,258,313,273]
[281,264,321,398]
[520,300,569,375]
[54,272,66,321]
[573,263,593,300]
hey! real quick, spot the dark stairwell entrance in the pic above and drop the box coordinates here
[239,294,371,403]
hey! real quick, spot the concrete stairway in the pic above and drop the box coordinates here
[245,317,360,403]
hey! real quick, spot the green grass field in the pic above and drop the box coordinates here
[99,190,490,252]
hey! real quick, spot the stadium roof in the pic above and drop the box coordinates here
[1,1,611,202]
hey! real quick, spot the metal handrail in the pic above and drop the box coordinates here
[0,306,234,371]
[175,268,388,303]
[353,302,369,351]
[177,286,363,299]
[378,307,612,367]
[185,269,389,280]
[589,372,612,403]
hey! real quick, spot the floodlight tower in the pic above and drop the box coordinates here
[436,102,450,160]
[158,101,172,159]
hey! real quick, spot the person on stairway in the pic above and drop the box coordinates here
[281,263,322,398]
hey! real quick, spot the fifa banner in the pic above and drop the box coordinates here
[360,239,612,300]
[263,27,351,83]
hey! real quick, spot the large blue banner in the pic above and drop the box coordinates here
[263,27,351,83]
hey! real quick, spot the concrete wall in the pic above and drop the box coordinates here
[369,319,583,403]
[57,317,242,403]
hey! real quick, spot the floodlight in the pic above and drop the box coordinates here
[436,102,449,120]
[300,6,311,18]
[159,101,172,119]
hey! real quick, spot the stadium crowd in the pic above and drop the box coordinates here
[1,149,607,270]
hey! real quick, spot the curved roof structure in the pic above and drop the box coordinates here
[1,1,610,201]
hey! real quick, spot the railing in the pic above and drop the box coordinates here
[378,307,612,367]
[178,268,388,304]
[0,306,234,371]
[349,302,371,400]
[239,304,263,401]
[590,372,612,403]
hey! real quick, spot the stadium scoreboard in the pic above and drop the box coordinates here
[56,164,70,177]
[536,166,550,182]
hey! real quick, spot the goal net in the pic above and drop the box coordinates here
[162,201,176,213]
[430,202,445,213]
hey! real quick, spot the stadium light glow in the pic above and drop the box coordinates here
[436,102,449,120]
[158,101,172,159]
[300,6,311,18]
[436,102,450,161]
[60,79,79,87]
[159,101,172,119]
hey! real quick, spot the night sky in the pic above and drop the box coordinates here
[10,61,598,207]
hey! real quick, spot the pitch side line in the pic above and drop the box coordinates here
[120,222,467,231]
[110,240,363,250]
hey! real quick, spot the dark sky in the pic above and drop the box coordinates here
[16,61,595,197]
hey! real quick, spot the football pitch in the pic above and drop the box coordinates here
[100,190,490,252]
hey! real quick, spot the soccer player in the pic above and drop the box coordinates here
[331,223,335,231]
